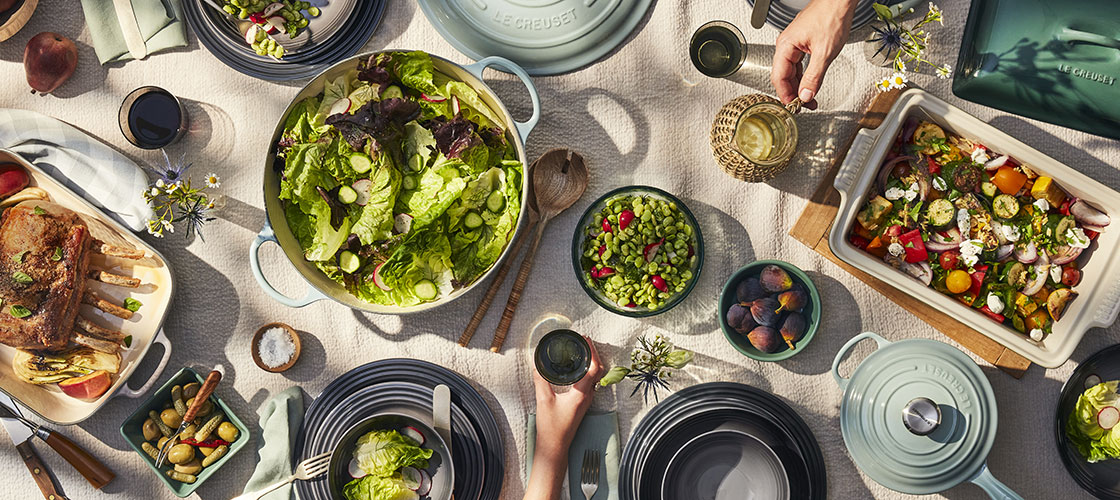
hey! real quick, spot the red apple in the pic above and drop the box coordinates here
[24,32,78,94]
[59,370,112,399]
[0,163,29,199]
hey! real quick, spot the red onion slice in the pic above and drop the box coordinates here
[984,154,1010,171]
[996,244,1014,262]
[1049,245,1083,265]
[1070,199,1111,228]
[1014,241,1038,264]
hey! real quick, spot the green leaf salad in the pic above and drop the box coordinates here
[343,429,435,500]
[275,51,523,307]
[1067,380,1120,462]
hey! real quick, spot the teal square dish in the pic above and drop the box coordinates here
[571,185,705,317]
[119,367,249,497]
[718,260,821,361]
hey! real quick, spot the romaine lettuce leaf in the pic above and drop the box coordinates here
[390,51,439,96]
[350,154,401,245]
[342,474,418,500]
[450,163,521,283]
[443,81,501,130]
[401,166,467,229]
[354,429,433,477]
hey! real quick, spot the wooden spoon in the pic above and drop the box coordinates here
[489,149,588,352]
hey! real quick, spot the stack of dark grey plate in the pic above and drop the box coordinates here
[182,0,386,81]
[293,359,504,500]
[745,0,916,31]
[620,382,826,500]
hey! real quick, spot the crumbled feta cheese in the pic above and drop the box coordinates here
[957,209,971,237]
[888,242,905,257]
[1030,328,1044,342]
[998,223,1021,242]
[885,187,906,201]
[932,176,947,191]
[903,183,919,202]
[960,239,984,268]
[1050,265,1063,283]
[971,147,990,164]
[1066,227,1091,249]
[986,293,1005,315]
[1033,198,1050,212]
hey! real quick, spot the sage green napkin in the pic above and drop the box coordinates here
[80,0,188,64]
[526,411,620,500]
[243,387,305,500]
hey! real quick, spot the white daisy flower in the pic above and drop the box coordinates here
[205,173,221,189]
[936,64,952,79]
[876,77,894,92]
[928,2,944,24]
[166,182,180,194]
[889,72,908,89]
[155,179,165,188]
[161,219,175,233]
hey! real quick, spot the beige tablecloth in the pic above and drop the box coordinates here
[1,1,1117,499]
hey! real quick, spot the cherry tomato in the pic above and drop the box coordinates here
[939,250,960,270]
[946,269,972,294]
[1061,267,1082,286]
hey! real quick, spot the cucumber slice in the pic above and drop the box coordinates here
[349,153,373,174]
[339,251,361,273]
[926,198,955,227]
[414,279,438,300]
[463,211,484,229]
[992,194,1020,219]
[485,190,505,212]
[402,175,417,191]
[408,154,424,172]
[381,85,404,100]
[338,185,358,204]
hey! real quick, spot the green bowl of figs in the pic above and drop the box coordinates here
[719,260,821,362]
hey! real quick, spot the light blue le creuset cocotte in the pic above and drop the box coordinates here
[249,51,540,313]
[833,332,1022,499]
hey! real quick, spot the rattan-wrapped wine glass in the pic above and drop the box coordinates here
[710,94,803,182]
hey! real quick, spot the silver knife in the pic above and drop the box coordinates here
[0,394,67,500]
[0,393,114,489]
[432,385,452,460]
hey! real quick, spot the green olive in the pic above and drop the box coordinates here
[175,458,203,475]
[167,443,195,465]
[216,422,239,442]
[157,436,171,450]
[142,418,161,442]
[179,424,197,440]
[184,397,213,418]
[160,408,182,428]
[182,382,201,399]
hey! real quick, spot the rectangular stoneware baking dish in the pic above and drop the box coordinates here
[0,149,173,424]
[829,89,1120,368]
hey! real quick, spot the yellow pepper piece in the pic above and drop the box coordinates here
[1030,176,1067,206]
[1014,292,1038,317]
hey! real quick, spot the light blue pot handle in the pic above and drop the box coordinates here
[831,332,890,391]
[250,221,329,308]
[463,56,541,144]
[969,463,1024,500]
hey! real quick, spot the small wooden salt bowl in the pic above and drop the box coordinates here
[251,322,301,373]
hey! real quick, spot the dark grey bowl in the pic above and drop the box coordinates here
[1056,344,1120,499]
[328,413,453,500]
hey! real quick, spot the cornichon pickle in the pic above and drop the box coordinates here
[166,470,197,484]
[194,413,224,442]
[201,445,228,467]
[149,410,174,437]
[141,442,160,460]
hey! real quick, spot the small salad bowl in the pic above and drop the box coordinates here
[719,260,821,362]
[328,413,453,500]
[571,185,705,317]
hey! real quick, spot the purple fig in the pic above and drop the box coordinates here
[780,313,807,350]
[759,265,793,293]
[775,288,808,313]
[748,326,782,353]
[726,303,757,334]
[751,297,781,327]
[736,277,766,303]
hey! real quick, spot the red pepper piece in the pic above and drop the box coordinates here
[926,156,941,175]
[179,438,230,448]
[969,265,988,296]
[849,234,871,250]
[619,210,635,231]
[980,305,1005,323]
[898,229,928,263]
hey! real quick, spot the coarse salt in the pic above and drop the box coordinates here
[258,327,295,368]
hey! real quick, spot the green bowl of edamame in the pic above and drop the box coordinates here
[572,186,704,317]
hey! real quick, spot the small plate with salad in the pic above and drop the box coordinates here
[253,50,539,312]
[1056,344,1120,499]
[329,413,452,500]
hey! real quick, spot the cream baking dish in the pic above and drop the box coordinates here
[0,149,173,424]
[830,89,1120,368]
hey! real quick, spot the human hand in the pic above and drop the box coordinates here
[770,0,857,109]
[523,336,606,500]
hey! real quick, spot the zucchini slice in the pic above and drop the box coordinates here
[992,194,1020,219]
[337,185,358,204]
[485,190,505,212]
[926,198,956,227]
[463,211,484,229]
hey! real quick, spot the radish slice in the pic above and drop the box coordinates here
[262,2,285,16]
[643,238,665,262]
[394,214,413,234]
[329,97,352,116]
[451,95,460,115]
[351,179,372,206]
[420,93,446,103]
[1086,374,1103,390]
[244,24,261,45]
[417,469,433,496]
[400,467,422,490]
[373,262,391,291]
[1100,406,1120,430]
[348,457,366,478]
[266,16,286,33]
[401,426,425,446]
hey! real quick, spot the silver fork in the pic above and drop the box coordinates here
[231,451,332,500]
[580,448,601,500]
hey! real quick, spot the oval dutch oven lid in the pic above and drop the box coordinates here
[832,332,998,495]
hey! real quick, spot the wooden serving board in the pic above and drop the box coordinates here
[788,87,1032,378]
